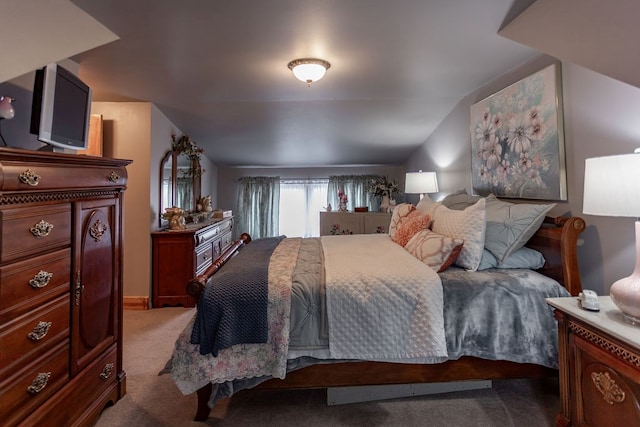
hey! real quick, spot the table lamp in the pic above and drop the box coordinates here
[405,170,438,200]
[583,150,640,325]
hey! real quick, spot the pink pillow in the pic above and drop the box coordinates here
[391,211,432,247]
[388,203,416,239]
[405,229,464,272]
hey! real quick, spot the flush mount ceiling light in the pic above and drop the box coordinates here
[287,58,331,86]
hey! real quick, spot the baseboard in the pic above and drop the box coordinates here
[123,296,149,310]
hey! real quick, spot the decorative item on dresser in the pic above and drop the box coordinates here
[547,296,640,427]
[0,147,130,426]
[319,211,392,236]
[369,175,400,212]
[152,216,234,308]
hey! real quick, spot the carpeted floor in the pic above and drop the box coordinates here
[95,308,559,426]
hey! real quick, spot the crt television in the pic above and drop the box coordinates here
[30,63,92,151]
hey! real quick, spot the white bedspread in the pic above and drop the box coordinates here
[322,234,448,363]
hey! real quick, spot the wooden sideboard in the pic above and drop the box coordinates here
[152,216,234,308]
[0,148,130,426]
[547,296,640,427]
[319,211,392,236]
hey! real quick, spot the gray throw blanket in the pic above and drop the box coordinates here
[440,267,570,368]
[190,236,285,356]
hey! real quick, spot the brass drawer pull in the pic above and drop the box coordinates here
[108,171,120,183]
[591,372,626,404]
[28,321,52,341]
[99,363,114,379]
[29,270,53,288]
[27,372,51,394]
[30,220,54,237]
[19,169,41,186]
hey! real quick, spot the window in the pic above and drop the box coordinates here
[279,179,328,237]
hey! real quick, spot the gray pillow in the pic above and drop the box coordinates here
[484,194,555,263]
[478,247,546,270]
[440,189,482,210]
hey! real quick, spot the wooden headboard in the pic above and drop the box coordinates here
[526,215,585,296]
[187,215,586,301]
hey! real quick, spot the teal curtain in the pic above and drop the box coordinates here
[236,176,280,239]
[175,177,193,211]
[327,175,382,211]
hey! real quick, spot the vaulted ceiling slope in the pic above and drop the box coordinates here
[499,0,640,91]
[0,0,117,83]
[69,0,538,167]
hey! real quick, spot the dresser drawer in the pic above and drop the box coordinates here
[0,248,70,318]
[195,242,214,275]
[24,345,119,427]
[0,340,69,426]
[217,217,233,235]
[0,162,127,192]
[0,296,70,380]
[0,205,71,264]
[220,230,233,251]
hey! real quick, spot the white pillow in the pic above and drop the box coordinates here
[415,196,439,217]
[432,198,486,271]
[405,229,464,273]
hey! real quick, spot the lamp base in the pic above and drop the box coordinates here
[609,272,640,327]
[621,312,640,326]
[610,220,640,327]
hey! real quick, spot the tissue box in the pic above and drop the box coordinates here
[213,210,233,218]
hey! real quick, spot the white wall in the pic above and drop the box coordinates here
[405,54,640,295]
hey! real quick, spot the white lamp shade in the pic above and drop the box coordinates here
[405,171,438,194]
[583,153,640,217]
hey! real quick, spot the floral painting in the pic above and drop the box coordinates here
[470,63,567,200]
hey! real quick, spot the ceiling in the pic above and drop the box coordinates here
[66,0,640,167]
[69,0,538,167]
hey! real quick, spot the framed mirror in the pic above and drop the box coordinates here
[159,150,174,228]
[159,135,203,228]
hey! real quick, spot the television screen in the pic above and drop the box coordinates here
[30,63,92,151]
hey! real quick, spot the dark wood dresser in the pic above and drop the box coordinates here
[0,148,130,426]
[547,296,640,427]
[152,216,233,308]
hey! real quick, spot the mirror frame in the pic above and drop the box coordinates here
[158,149,201,228]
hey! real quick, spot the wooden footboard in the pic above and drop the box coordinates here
[186,215,585,421]
[186,233,252,302]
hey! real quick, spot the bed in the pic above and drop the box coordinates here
[170,196,585,422]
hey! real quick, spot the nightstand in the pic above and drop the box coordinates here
[546,296,640,427]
